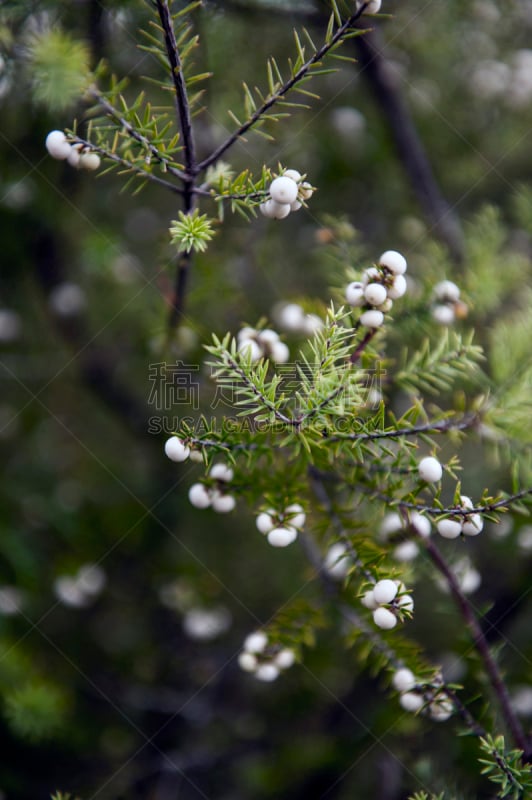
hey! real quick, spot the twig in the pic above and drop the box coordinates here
[377,488,532,519]
[89,89,188,182]
[155,0,197,178]
[423,537,530,756]
[325,412,477,443]
[197,4,370,172]
[71,135,186,194]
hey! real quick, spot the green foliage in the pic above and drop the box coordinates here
[27,28,91,110]
[169,208,215,253]
[5,681,69,742]
[396,330,485,396]
[479,735,532,799]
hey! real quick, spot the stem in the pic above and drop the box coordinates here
[326,412,477,444]
[155,0,197,178]
[423,537,530,756]
[154,1,200,329]
[379,488,532,518]
[197,5,370,172]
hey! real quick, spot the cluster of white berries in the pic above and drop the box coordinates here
[53,564,106,609]
[393,668,454,721]
[361,579,413,630]
[345,250,407,329]
[469,50,532,110]
[45,131,101,171]
[431,279,467,326]
[436,495,484,540]
[273,302,324,337]
[237,326,289,364]
[238,630,296,682]
[256,504,306,548]
[259,170,314,220]
[188,463,236,514]
[379,511,432,562]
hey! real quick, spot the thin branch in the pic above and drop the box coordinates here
[325,412,478,444]
[354,29,465,263]
[384,488,532,518]
[71,135,186,195]
[221,353,295,426]
[422,537,530,756]
[89,89,188,181]
[197,5,370,172]
[155,0,197,178]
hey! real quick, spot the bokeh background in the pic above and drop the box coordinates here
[1,1,532,798]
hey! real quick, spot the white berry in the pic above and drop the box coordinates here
[361,589,378,610]
[257,329,280,346]
[188,483,212,509]
[283,169,302,182]
[430,698,454,721]
[67,143,83,168]
[324,543,350,579]
[164,436,190,462]
[238,652,258,672]
[79,152,101,171]
[410,511,432,538]
[284,503,305,529]
[373,607,398,630]
[379,250,407,274]
[380,512,403,539]
[269,340,290,364]
[364,282,388,307]
[290,200,302,212]
[434,280,460,303]
[256,511,276,535]
[209,463,234,482]
[399,691,424,712]
[211,492,236,513]
[418,456,443,483]
[267,527,297,548]
[363,0,382,13]
[45,130,71,160]
[345,281,365,307]
[244,631,268,653]
[255,663,280,682]
[460,495,474,509]
[260,199,291,219]
[387,274,407,300]
[275,648,296,669]
[462,513,484,536]
[238,338,263,362]
[397,594,414,612]
[432,304,456,326]
[299,181,313,200]
[373,579,399,605]
[392,668,416,693]
[394,541,420,562]
[437,518,462,539]
[360,309,384,328]
[270,176,299,205]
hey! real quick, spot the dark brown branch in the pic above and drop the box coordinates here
[197,4,370,172]
[155,0,197,178]
[354,29,465,263]
[423,537,530,756]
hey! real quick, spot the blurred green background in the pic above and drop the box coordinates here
[1,1,532,798]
